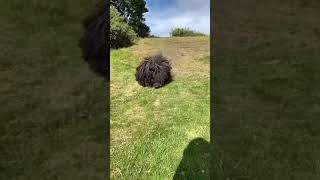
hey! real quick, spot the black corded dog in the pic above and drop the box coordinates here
[79,0,109,80]
[135,54,172,88]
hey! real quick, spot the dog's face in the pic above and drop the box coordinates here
[136,55,172,88]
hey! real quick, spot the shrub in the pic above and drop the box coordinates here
[170,27,206,37]
[111,0,150,37]
[110,5,137,48]
[132,22,150,38]
[149,34,159,38]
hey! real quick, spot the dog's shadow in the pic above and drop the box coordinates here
[173,138,210,180]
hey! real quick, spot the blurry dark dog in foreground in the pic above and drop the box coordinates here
[135,54,172,88]
[79,1,109,80]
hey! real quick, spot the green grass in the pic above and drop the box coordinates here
[212,48,320,180]
[212,1,320,179]
[110,37,210,179]
[0,0,107,179]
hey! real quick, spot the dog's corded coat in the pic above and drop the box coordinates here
[135,54,172,88]
[79,0,109,80]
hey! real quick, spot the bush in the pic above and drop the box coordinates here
[110,5,137,48]
[149,34,159,38]
[170,27,206,37]
[132,22,150,38]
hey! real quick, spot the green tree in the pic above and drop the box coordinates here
[111,0,150,37]
[110,5,137,48]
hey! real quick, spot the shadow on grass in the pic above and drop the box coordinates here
[173,138,210,180]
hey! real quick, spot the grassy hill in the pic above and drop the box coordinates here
[110,36,210,179]
[0,1,107,179]
[212,0,320,179]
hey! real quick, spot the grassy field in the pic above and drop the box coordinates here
[110,37,210,179]
[212,1,320,179]
[212,50,320,179]
[0,0,107,179]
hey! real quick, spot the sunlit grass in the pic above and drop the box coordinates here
[110,37,210,179]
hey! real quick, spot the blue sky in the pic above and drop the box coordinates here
[144,0,210,37]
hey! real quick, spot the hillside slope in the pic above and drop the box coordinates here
[110,37,210,179]
[212,1,320,179]
[0,1,107,179]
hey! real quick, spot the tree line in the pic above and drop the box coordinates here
[110,0,150,48]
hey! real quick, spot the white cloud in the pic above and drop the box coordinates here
[145,0,210,37]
